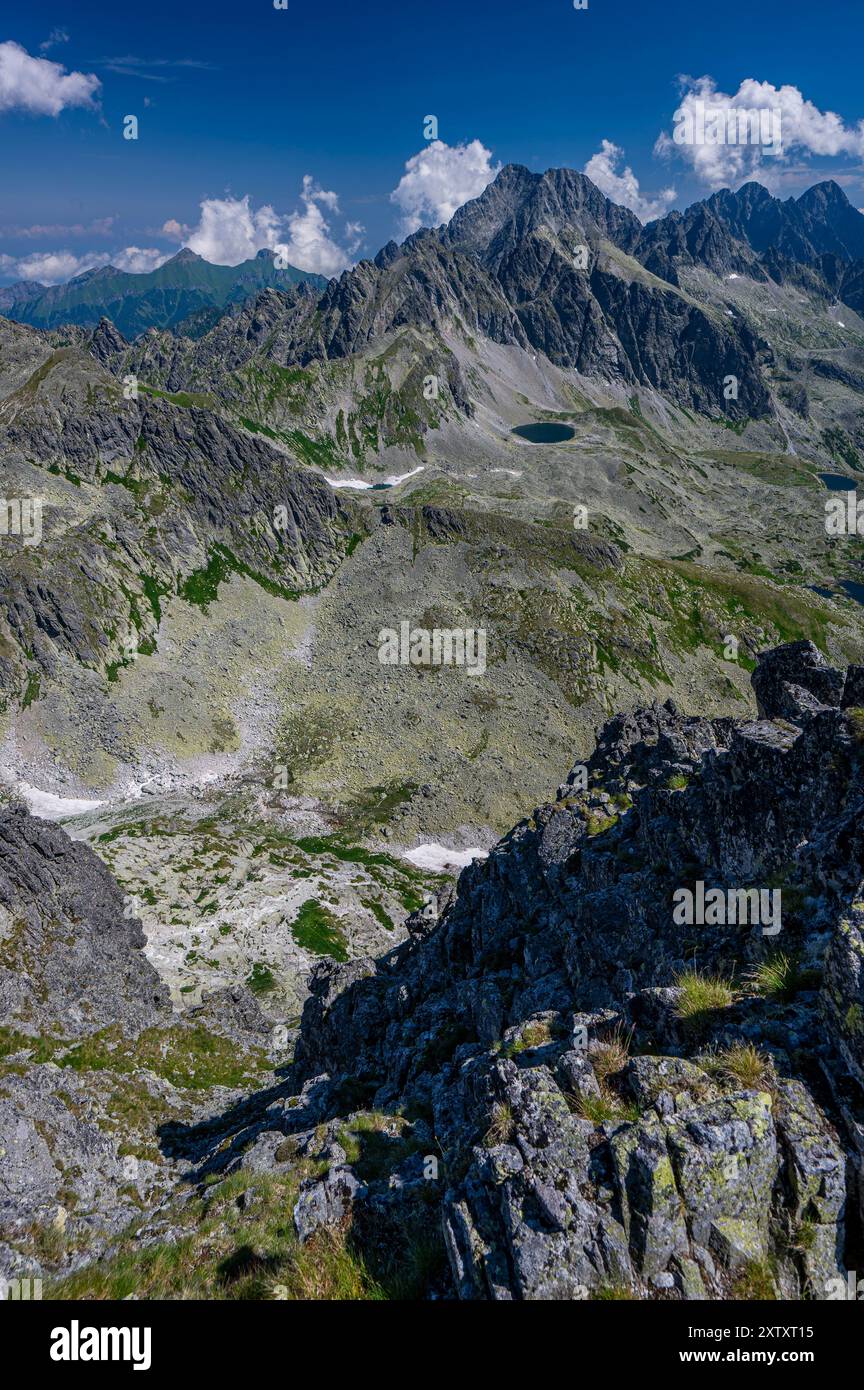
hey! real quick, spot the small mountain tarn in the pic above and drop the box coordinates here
[511,422,576,443]
[820,472,856,491]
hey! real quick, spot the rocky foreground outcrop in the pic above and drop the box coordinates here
[0,808,275,1282]
[3,641,864,1299]
[241,639,863,1300]
[0,808,171,1038]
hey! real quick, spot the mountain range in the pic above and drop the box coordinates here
[0,247,326,340]
[59,169,864,433]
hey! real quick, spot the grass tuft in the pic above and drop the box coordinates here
[674,970,735,1020]
[699,1041,772,1090]
[745,953,820,1001]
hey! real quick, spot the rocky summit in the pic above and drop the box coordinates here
[2,639,863,1301]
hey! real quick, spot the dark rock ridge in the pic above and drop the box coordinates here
[254,640,864,1299]
[0,807,275,1280]
[701,181,864,265]
[271,166,775,419]
[0,807,170,1038]
[0,328,358,700]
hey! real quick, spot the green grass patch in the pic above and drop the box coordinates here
[291,899,349,961]
[46,1171,387,1301]
[57,1024,269,1091]
[245,962,277,996]
[178,544,303,611]
[361,898,395,932]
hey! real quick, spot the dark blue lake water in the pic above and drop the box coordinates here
[512,423,575,443]
[820,473,857,491]
[841,580,864,607]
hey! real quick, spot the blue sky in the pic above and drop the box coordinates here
[1,0,864,283]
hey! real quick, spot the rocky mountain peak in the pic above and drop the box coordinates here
[445,163,644,267]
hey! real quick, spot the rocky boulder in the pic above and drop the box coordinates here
[0,807,170,1040]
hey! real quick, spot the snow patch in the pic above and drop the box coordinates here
[324,466,425,491]
[403,843,488,872]
[16,782,105,821]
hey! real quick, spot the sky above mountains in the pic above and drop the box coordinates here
[1,0,863,286]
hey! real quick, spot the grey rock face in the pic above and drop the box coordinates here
[281,641,864,1299]
[0,808,282,1281]
[0,329,357,700]
[751,638,845,719]
[0,807,170,1038]
[187,985,272,1047]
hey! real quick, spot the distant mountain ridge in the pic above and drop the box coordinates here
[2,170,863,366]
[637,179,864,293]
[4,168,864,430]
[0,248,327,340]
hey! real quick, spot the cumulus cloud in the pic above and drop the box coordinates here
[390,139,501,234]
[276,176,364,276]
[1,245,168,285]
[161,218,189,242]
[584,140,677,222]
[111,246,170,274]
[184,195,281,264]
[655,76,864,189]
[5,249,106,283]
[181,180,362,275]
[0,40,100,116]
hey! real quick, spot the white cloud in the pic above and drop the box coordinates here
[180,180,361,276]
[1,246,168,285]
[11,250,106,283]
[390,139,501,234]
[161,218,190,242]
[0,217,115,238]
[40,28,70,54]
[0,40,99,116]
[184,195,282,265]
[655,76,864,189]
[583,140,677,222]
[111,246,170,274]
[278,177,363,276]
